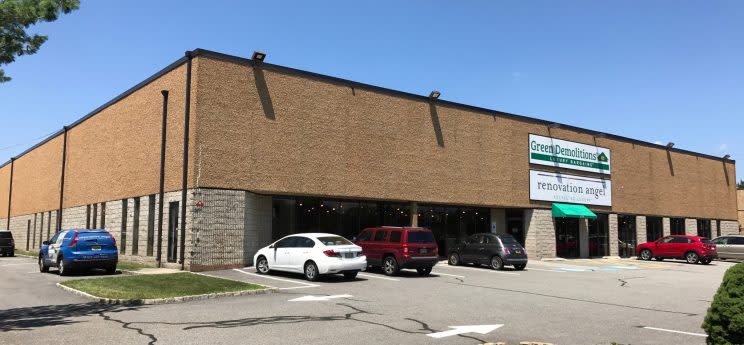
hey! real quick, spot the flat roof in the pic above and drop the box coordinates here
[0,48,735,168]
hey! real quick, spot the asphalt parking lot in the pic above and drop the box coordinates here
[0,254,736,345]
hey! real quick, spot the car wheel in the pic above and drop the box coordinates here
[382,256,399,276]
[105,265,117,274]
[416,267,432,276]
[343,271,358,280]
[39,256,49,273]
[639,249,653,261]
[685,251,700,264]
[448,252,460,266]
[700,258,711,265]
[304,261,320,281]
[58,258,69,276]
[490,256,504,270]
[255,256,270,274]
[513,263,526,271]
[654,257,664,261]
[9,251,14,257]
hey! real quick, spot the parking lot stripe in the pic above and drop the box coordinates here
[525,267,565,273]
[233,269,320,287]
[357,273,400,281]
[432,271,465,278]
[641,326,707,337]
[438,265,520,275]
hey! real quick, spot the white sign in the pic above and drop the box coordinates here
[529,134,611,174]
[530,170,612,206]
[427,324,503,339]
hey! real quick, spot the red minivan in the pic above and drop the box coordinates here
[354,227,439,276]
[636,235,717,264]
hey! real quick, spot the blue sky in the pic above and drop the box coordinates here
[1,1,742,181]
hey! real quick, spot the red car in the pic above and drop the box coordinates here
[636,235,717,264]
[354,227,439,276]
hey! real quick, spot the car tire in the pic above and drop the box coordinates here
[39,256,49,273]
[105,265,117,274]
[416,267,432,276]
[9,251,14,257]
[448,252,461,266]
[639,249,653,261]
[490,256,504,270]
[700,258,712,265]
[343,271,358,280]
[513,263,526,270]
[685,251,700,264]
[382,256,399,276]
[304,261,320,281]
[255,256,270,275]
[654,257,664,261]
[58,258,69,276]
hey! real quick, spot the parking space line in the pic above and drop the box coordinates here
[432,271,465,278]
[233,269,320,287]
[437,265,520,276]
[641,326,707,337]
[525,267,565,273]
[357,273,400,281]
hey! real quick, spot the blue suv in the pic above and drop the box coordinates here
[39,230,118,275]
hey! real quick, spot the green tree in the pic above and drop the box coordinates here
[1,0,79,83]
[737,179,744,190]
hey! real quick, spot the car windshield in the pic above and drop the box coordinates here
[317,236,352,246]
[407,231,435,243]
[498,234,519,244]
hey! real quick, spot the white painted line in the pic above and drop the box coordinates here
[642,326,707,337]
[432,271,465,278]
[525,267,565,273]
[438,265,520,276]
[289,294,352,302]
[276,285,318,291]
[233,269,319,287]
[357,273,400,281]
[427,324,503,338]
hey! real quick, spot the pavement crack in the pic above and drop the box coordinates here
[98,311,158,345]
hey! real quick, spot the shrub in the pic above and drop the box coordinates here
[702,263,744,345]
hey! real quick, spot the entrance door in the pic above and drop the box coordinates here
[555,218,580,258]
[588,214,609,257]
[617,215,637,258]
[167,202,179,263]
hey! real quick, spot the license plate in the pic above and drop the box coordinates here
[91,245,101,251]
[343,253,354,259]
[420,248,428,254]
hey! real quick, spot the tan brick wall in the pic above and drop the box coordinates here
[0,164,9,221]
[192,56,737,221]
[8,136,63,217]
[738,190,744,233]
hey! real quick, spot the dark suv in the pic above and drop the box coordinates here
[0,231,14,256]
[448,233,528,270]
[354,227,439,276]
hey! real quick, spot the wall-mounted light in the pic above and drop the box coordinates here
[429,90,441,99]
[723,154,731,160]
[252,50,266,63]
[666,142,675,148]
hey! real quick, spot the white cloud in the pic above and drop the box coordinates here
[719,143,728,151]
[654,141,662,145]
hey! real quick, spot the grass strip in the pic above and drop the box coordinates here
[61,272,265,300]
[116,261,154,271]
[13,249,36,257]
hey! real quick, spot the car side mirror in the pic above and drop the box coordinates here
[42,241,50,245]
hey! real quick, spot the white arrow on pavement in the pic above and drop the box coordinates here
[426,324,503,339]
[288,294,352,302]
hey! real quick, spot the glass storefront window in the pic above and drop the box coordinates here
[555,218,580,258]
[646,217,663,242]
[618,215,637,258]
[588,214,609,257]
[670,218,685,235]
[416,205,490,257]
[697,219,711,238]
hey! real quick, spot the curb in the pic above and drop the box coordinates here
[56,282,278,305]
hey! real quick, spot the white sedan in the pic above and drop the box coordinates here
[253,233,367,281]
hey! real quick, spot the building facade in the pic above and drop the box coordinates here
[738,189,744,234]
[0,49,739,271]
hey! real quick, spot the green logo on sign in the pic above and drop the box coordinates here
[598,152,608,162]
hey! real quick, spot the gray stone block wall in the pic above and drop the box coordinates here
[524,209,555,259]
[685,218,697,236]
[189,188,245,271]
[61,205,88,229]
[243,191,272,266]
[636,216,647,246]
[662,217,671,237]
[8,214,34,251]
[609,214,618,256]
[721,220,740,236]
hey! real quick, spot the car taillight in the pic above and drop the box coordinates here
[323,250,341,257]
[107,231,116,245]
[403,246,409,254]
[68,232,78,247]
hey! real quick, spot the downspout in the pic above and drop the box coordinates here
[6,158,14,230]
[156,90,169,267]
[57,126,68,232]
[180,51,193,270]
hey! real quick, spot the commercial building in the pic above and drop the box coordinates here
[0,49,739,271]
[738,189,744,234]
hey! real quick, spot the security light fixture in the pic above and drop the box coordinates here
[723,154,731,160]
[429,90,441,99]
[252,51,266,63]
[666,142,675,148]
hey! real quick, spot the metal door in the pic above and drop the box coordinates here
[167,202,179,262]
